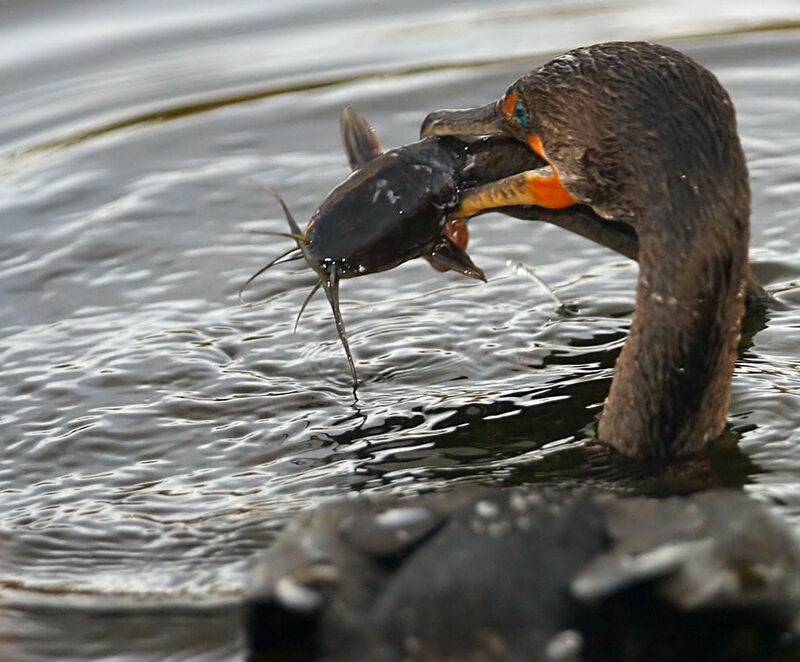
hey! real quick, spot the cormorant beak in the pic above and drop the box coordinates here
[420,101,509,139]
[420,98,578,221]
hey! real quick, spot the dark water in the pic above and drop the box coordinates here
[2,1,800,659]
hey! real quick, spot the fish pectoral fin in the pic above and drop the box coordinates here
[341,106,382,170]
[425,237,486,282]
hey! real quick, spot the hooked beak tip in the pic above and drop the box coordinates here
[419,112,442,138]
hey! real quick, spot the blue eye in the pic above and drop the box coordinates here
[513,98,529,129]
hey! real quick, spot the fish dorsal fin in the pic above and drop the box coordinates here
[341,106,382,170]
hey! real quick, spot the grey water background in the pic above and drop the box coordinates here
[1,0,800,658]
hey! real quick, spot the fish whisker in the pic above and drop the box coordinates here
[320,265,359,388]
[239,228,310,243]
[239,247,303,303]
[294,280,323,337]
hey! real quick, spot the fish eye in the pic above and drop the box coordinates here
[513,98,529,129]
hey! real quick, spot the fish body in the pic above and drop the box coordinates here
[305,135,471,278]
[244,108,542,385]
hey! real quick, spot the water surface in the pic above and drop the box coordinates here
[2,1,800,659]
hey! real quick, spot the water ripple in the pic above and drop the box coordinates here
[1,2,800,660]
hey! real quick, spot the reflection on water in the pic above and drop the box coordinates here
[1,0,800,659]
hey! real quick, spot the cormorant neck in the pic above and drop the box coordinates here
[597,185,749,458]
